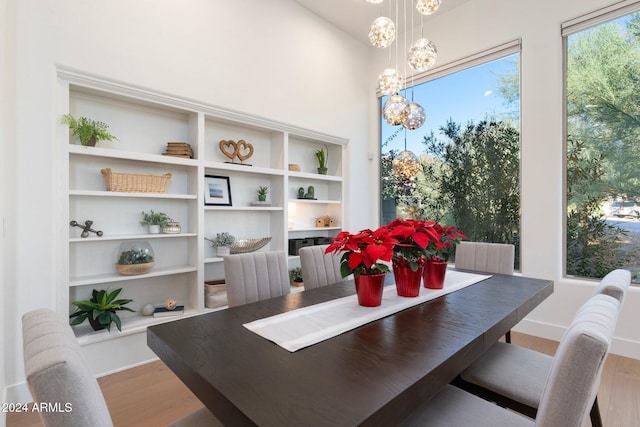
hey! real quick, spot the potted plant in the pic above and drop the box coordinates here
[315,147,328,175]
[116,241,155,275]
[289,267,304,287]
[325,227,397,306]
[69,288,134,332]
[422,222,466,289]
[140,210,171,234]
[257,185,269,202]
[62,114,118,147]
[208,232,236,257]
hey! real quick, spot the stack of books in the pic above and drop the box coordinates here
[153,305,185,318]
[163,142,193,159]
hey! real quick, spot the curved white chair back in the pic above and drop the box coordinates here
[455,241,515,275]
[299,244,343,289]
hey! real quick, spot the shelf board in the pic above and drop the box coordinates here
[74,307,202,345]
[288,198,341,204]
[70,232,197,242]
[68,144,197,167]
[288,227,341,232]
[288,171,342,182]
[204,161,285,176]
[204,206,283,211]
[69,190,197,199]
[204,256,224,264]
[69,265,197,287]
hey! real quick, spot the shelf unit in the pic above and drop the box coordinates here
[56,69,347,344]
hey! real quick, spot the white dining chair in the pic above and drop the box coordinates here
[401,293,621,427]
[224,251,291,307]
[453,269,630,427]
[22,308,221,427]
[299,244,344,289]
[455,241,516,341]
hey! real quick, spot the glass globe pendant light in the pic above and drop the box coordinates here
[408,38,437,72]
[366,0,385,3]
[402,102,426,130]
[383,94,410,126]
[392,129,421,179]
[369,16,396,48]
[416,0,441,15]
[378,68,404,95]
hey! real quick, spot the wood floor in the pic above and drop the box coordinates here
[7,332,640,426]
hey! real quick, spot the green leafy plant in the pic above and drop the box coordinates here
[117,249,154,265]
[208,232,236,247]
[289,267,303,283]
[140,210,171,226]
[257,186,269,197]
[62,114,118,146]
[315,147,328,168]
[69,288,134,331]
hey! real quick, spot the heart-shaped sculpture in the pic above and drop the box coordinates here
[236,140,254,163]
[219,140,238,161]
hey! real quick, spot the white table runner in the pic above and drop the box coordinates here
[244,270,491,352]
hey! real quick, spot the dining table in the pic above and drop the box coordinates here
[147,271,553,426]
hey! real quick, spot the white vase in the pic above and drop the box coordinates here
[148,225,161,234]
[216,246,230,257]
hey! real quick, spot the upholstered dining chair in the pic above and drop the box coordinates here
[224,250,291,308]
[22,308,221,427]
[455,241,516,341]
[453,269,630,427]
[299,244,343,290]
[401,292,621,427]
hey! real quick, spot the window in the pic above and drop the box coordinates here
[564,5,640,280]
[380,47,521,267]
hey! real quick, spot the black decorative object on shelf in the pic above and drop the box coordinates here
[69,220,103,238]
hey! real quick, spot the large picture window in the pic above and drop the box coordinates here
[564,7,640,281]
[380,49,521,268]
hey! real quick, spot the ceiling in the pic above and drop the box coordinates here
[293,0,471,45]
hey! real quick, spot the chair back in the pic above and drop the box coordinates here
[592,269,631,302]
[535,294,620,427]
[454,241,515,275]
[224,251,291,308]
[299,244,343,289]
[22,308,114,427]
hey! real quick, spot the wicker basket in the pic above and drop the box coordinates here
[101,168,172,193]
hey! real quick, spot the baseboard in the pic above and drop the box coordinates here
[514,318,640,360]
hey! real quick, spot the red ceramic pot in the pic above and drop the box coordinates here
[354,272,386,307]
[393,264,423,297]
[423,260,447,289]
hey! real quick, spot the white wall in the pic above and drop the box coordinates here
[3,0,373,401]
[370,0,640,358]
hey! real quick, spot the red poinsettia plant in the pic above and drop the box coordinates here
[325,227,398,278]
[385,219,466,270]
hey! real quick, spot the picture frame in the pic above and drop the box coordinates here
[204,175,232,206]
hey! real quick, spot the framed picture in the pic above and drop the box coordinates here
[204,175,232,206]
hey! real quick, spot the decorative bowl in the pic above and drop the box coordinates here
[230,237,272,254]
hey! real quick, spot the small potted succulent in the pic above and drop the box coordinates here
[289,267,304,287]
[257,185,269,202]
[315,147,328,175]
[208,232,236,257]
[140,210,171,234]
[70,288,134,332]
[62,114,118,147]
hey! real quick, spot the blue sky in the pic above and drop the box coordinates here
[381,54,519,154]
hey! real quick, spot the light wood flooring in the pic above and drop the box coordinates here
[7,332,640,426]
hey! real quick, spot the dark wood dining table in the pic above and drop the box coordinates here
[147,272,553,426]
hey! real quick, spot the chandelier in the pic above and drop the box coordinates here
[369,0,441,178]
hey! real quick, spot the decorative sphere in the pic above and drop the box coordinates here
[402,102,426,130]
[165,298,177,310]
[416,0,441,15]
[408,38,437,72]
[383,94,410,126]
[142,304,155,316]
[392,150,421,179]
[378,68,403,95]
[369,16,396,48]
